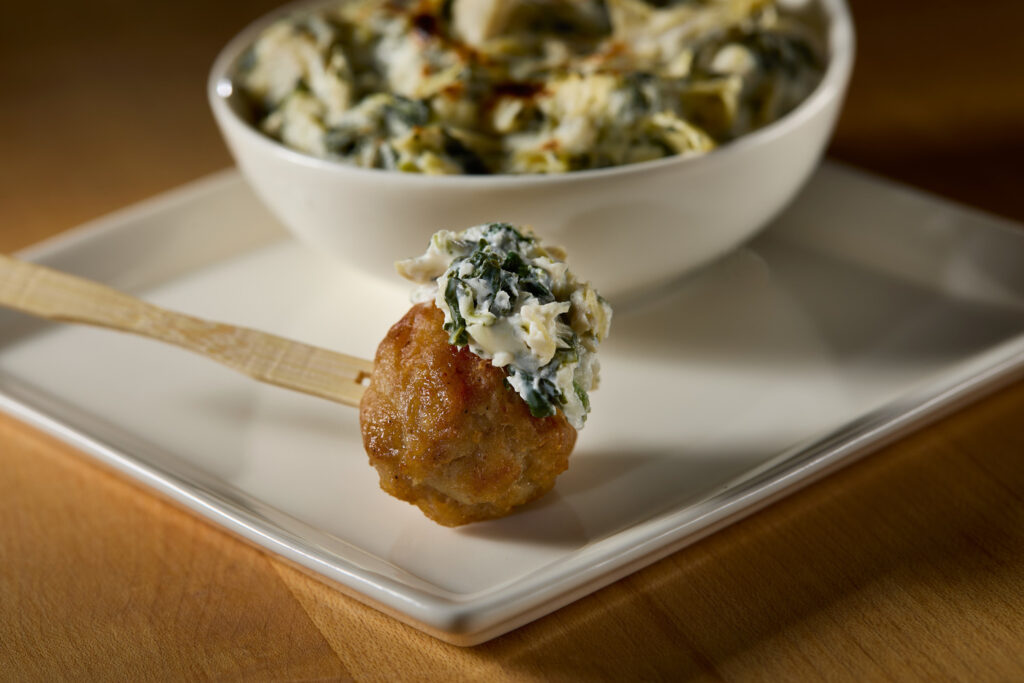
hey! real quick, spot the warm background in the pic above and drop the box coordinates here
[3,1,1024,679]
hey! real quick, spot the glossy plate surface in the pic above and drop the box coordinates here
[3,163,1024,645]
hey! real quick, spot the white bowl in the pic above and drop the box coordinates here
[209,0,854,299]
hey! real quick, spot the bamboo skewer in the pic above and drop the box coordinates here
[0,254,372,407]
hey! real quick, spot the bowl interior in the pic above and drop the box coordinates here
[209,0,855,187]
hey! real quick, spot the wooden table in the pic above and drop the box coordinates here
[3,1,1024,679]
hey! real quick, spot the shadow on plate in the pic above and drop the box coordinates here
[457,446,766,548]
[610,242,1024,370]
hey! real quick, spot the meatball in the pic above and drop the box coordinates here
[360,302,577,526]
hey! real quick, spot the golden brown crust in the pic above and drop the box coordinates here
[359,302,576,526]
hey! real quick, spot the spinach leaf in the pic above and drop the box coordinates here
[509,368,562,419]
[443,276,469,346]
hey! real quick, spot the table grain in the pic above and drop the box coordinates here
[3,1,1024,679]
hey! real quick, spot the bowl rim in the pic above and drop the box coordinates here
[208,0,855,188]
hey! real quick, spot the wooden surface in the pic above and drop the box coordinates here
[2,1,1024,679]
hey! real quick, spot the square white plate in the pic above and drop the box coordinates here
[3,163,1024,645]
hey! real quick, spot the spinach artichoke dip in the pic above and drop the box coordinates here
[397,223,611,428]
[237,0,825,174]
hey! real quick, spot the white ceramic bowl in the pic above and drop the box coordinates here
[210,0,854,298]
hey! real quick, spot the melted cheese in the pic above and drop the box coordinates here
[238,0,824,174]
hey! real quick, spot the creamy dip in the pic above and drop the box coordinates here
[397,224,612,428]
[237,0,825,174]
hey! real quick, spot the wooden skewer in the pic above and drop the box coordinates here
[0,254,372,407]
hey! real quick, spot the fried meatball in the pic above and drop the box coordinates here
[360,302,577,526]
